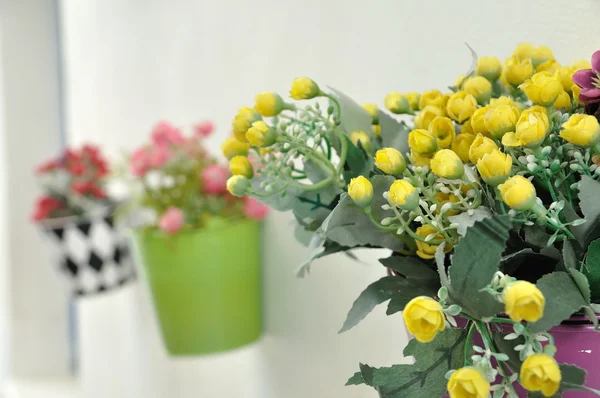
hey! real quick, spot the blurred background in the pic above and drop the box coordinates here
[0,0,599,397]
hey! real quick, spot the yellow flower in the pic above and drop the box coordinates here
[469,134,498,164]
[419,90,444,109]
[348,176,373,208]
[375,148,406,175]
[557,66,576,92]
[536,59,561,74]
[410,150,432,167]
[226,175,250,197]
[446,91,477,123]
[408,129,438,155]
[476,56,502,81]
[572,59,592,71]
[447,367,490,398]
[434,191,461,216]
[414,106,444,129]
[428,116,455,149]
[503,56,534,88]
[476,149,512,186]
[402,296,445,343]
[221,137,251,160]
[461,120,475,135]
[407,92,420,110]
[232,107,262,142]
[470,106,490,136]
[520,354,561,397]
[463,76,492,105]
[498,175,537,211]
[484,104,520,139]
[490,95,522,110]
[229,156,254,179]
[502,106,549,148]
[388,179,418,210]
[520,72,563,106]
[531,45,554,67]
[560,114,600,146]
[415,225,450,260]
[454,74,466,89]
[290,77,320,100]
[553,90,571,111]
[451,134,475,163]
[572,84,583,104]
[246,121,277,147]
[254,92,284,117]
[384,93,411,114]
[372,124,381,136]
[431,149,464,179]
[513,42,535,60]
[362,103,379,124]
[350,131,372,153]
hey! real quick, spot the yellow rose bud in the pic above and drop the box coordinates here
[246,121,277,147]
[402,296,445,343]
[415,225,450,260]
[221,137,251,160]
[290,77,320,100]
[476,149,512,186]
[349,131,372,153]
[557,66,576,92]
[520,354,561,397]
[384,92,411,114]
[414,105,444,130]
[454,74,466,89]
[446,91,478,123]
[419,90,444,109]
[560,114,600,146]
[428,116,455,149]
[374,148,406,176]
[254,92,284,117]
[410,150,432,167]
[476,56,502,81]
[502,106,549,148]
[226,175,251,197]
[408,129,438,155]
[520,72,563,106]
[498,175,537,211]
[434,191,461,216]
[372,124,381,136]
[553,90,571,111]
[447,367,490,398]
[362,103,379,124]
[229,156,254,179]
[463,76,492,105]
[431,149,464,179]
[536,59,561,74]
[348,176,373,208]
[572,84,583,104]
[572,59,592,71]
[484,104,520,139]
[232,107,262,142]
[503,56,534,88]
[461,120,475,135]
[531,45,554,67]
[470,106,490,136]
[388,179,419,210]
[451,134,475,163]
[503,280,545,322]
[469,134,498,164]
[406,92,420,110]
[513,42,535,60]
[490,95,522,110]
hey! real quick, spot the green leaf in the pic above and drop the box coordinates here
[530,271,587,333]
[328,87,373,138]
[349,329,466,398]
[584,238,600,302]
[346,371,365,386]
[562,239,578,269]
[577,176,600,244]
[379,255,438,283]
[447,207,493,236]
[448,215,512,318]
[523,224,553,249]
[528,364,593,397]
[341,135,373,182]
[492,331,524,373]
[379,111,409,155]
[569,268,592,304]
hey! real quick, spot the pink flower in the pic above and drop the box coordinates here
[158,207,185,234]
[572,50,600,104]
[201,164,229,194]
[194,121,215,138]
[130,148,150,177]
[148,145,172,168]
[151,121,186,147]
[244,197,269,221]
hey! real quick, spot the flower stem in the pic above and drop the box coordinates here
[464,322,476,366]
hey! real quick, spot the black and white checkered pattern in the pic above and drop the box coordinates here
[40,209,136,296]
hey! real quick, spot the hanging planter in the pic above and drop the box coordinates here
[133,219,262,356]
[39,208,136,296]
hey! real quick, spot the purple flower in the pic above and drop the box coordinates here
[573,50,600,104]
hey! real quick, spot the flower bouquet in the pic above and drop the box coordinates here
[32,144,135,296]
[224,44,600,396]
[128,120,267,355]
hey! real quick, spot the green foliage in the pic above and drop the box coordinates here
[379,111,409,155]
[347,329,467,398]
[341,135,373,182]
[328,87,374,139]
[584,238,600,302]
[576,176,600,244]
[448,215,512,318]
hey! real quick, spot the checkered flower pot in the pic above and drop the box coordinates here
[39,208,136,296]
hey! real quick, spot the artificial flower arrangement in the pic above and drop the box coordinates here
[128,120,268,233]
[224,43,600,397]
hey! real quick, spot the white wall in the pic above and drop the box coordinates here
[58,0,600,397]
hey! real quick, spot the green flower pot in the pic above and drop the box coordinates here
[133,220,262,356]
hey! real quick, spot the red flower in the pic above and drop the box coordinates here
[72,181,93,195]
[89,184,108,199]
[67,161,87,176]
[151,121,185,147]
[35,160,58,174]
[32,196,64,221]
